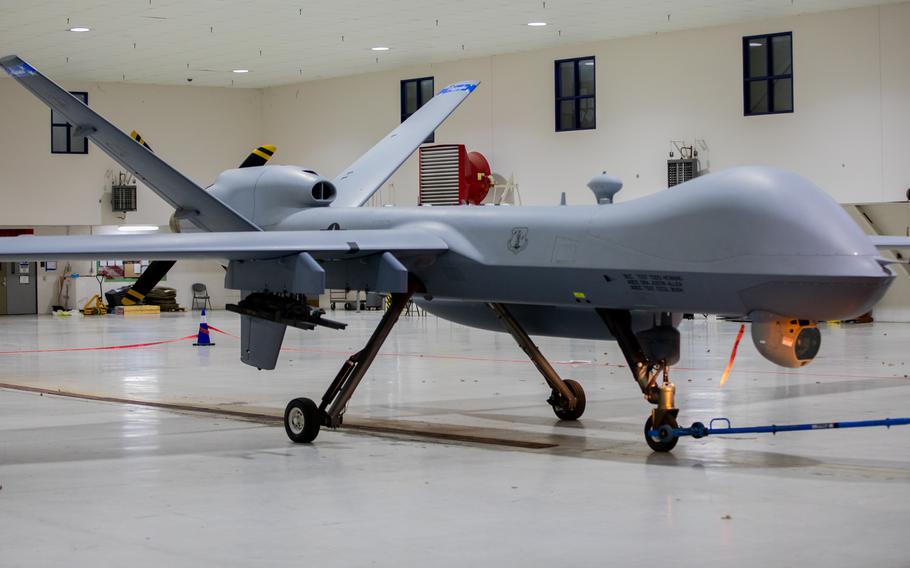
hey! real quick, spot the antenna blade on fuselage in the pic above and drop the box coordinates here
[331,81,479,208]
[0,55,259,233]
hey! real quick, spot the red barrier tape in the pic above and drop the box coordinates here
[2,320,904,383]
[207,325,238,339]
[0,334,198,355]
[208,322,907,381]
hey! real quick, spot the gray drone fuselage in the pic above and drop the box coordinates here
[259,166,892,340]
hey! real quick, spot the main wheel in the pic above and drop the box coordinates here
[552,379,586,421]
[284,397,321,443]
[644,414,679,453]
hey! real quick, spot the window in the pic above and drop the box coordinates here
[401,77,434,143]
[51,91,89,154]
[743,32,793,115]
[555,56,595,132]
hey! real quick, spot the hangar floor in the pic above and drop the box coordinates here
[0,310,908,566]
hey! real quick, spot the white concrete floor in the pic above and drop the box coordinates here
[0,310,908,566]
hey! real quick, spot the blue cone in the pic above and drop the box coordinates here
[193,307,215,347]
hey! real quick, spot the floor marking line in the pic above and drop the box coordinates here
[0,383,558,450]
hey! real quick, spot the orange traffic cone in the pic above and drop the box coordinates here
[193,307,215,347]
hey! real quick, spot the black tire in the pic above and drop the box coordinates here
[330,302,336,310]
[284,397,321,443]
[644,414,679,453]
[552,379,586,420]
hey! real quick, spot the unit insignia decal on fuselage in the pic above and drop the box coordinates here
[507,227,529,254]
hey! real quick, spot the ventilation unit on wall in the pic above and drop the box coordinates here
[667,141,700,188]
[418,144,492,206]
[111,184,137,212]
[667,158,698,187]
[111,171,137,212]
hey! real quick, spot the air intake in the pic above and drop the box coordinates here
[311,181,337,202]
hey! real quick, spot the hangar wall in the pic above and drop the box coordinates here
[0,3,908,315]
[262,3,910,207]
[0,82,259,311]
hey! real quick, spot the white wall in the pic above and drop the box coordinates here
[262,3,910,206]
[0,77,261,312]
[0,80,263,225]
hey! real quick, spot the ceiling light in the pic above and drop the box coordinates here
[371,46,390,51]
[68,27,91,32]
[232,69,249,73]
[527,22,548,27]
[749,42,763,47]
[117,225,158,232]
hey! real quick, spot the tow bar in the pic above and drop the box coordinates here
[649,416,910,441]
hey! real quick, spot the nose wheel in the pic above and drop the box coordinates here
[597,308,687,453]
[644,413,679,453]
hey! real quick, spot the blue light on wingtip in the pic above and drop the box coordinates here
[439,82,477,94]
[3,62,36,78]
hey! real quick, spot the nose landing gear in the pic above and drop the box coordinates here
[598,309,682,452]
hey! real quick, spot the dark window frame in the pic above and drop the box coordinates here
[400,76,435,143]
[555,56,596,132]
[51,91,89,154]
[743,32,793,116]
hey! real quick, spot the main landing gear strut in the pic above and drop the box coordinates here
[284,297,587,444]
[488,302,586,421]
[283,291,414,443]
[598,309,680,452]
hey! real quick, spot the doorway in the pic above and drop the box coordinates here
[0,229,38,315]
[0,262,37,315]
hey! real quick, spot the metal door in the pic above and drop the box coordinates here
[3,262,37,315]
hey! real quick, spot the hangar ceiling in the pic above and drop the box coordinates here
[0,0,901,88]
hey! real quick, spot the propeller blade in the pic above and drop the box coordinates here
[129,130,152,151]
[120,260,176,305]
[238,144,277,168]
[122,130,171,305]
